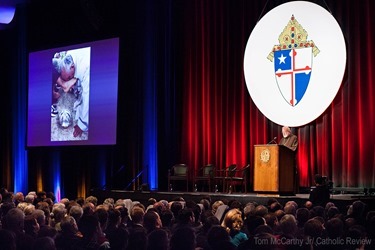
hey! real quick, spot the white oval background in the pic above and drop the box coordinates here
[244,1,346,127]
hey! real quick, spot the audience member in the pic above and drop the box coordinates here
[13,192,25,206]
[221,208,248,247]
[50,203,67,231]
[78,214,110,249]
[196,215,220,249]
[35,191,47,205]
[207,225,236,250]
[127,206,146,250]
[3,208,35,250]
[170,226,196,250]
[104,208,129,250]
[254,205,268,217]
[147,228,169,250]
[24,214,40,238]
[54,215,82,249]
[69,205,83,224]
[279,214,298,239]
[143,210,162,234]
[264,212,280,234]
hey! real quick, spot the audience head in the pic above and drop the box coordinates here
[351,200,367,219]
[228,199,242,210]
[24,203,36,215]
[200,199,211,211]
[14,192,25,204]
[202,215,220,233]
[4,208,25,233]
[78,215,100,239]
[311,205,325,218]
[296,208,309,227]
[325,217,344,238]
[84,196,98,206]
[269,201,283,213]
[160,209,173,228]
[107,208,121,227]
[82,202,95,216]
[304,200,313,210]
[177,207,194,225]
[264,213,278,229]
[35,201,51,221]
[95,206,109,230]
[221,208,243,232]
[46,192,56,203]
[1,201,16,216]
[170,226,196,250]
[131,206,145,224]
[33,209,46,227]
[254,205,268,217]
[51,203,67,223]
[25,194,35,204]
[60,215,79,236]
[206,225,235,250]
[24,214,40,237]
[274,209,286,221]
[243,202,257,218]
[103,198,115,209]
[279,214,298,236]
[211,200,224,215]
[69,205,83,223]
[326,206,340,220]
[244,215,266,235]
[170,201,183,218]
[75,197,85,207]
[143,210,162,233]
[284,204,296,216]
[36,191,47,201]
[304,217,324,239]
[115,205,129,223]
[147,229,169,250]
[13,202,30,211]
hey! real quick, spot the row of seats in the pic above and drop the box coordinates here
[167,163,250,193]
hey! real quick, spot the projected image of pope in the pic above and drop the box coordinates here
[53,47,90,138]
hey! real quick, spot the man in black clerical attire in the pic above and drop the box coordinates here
[309,174,331,207]
[279,126,299,193]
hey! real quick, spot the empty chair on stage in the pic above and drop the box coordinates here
[194,164,215,192]
[223,164,250,193]
[168,163,189,192]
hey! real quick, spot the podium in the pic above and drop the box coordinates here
[253,144,296,194]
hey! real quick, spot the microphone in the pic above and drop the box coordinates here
[267,137,277,144]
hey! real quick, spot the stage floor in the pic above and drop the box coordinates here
[89,189,375,211]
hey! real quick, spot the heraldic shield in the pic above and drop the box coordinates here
[274,47,312,107]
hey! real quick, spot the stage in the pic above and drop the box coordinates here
[89,189,375,212]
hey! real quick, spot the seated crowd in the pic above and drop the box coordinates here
[0,187,374,250]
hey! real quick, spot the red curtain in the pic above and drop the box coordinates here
[180,0,375,188]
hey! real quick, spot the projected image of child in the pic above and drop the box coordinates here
[51,47,90,141]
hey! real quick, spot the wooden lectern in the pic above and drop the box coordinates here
[253,144,296,194]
